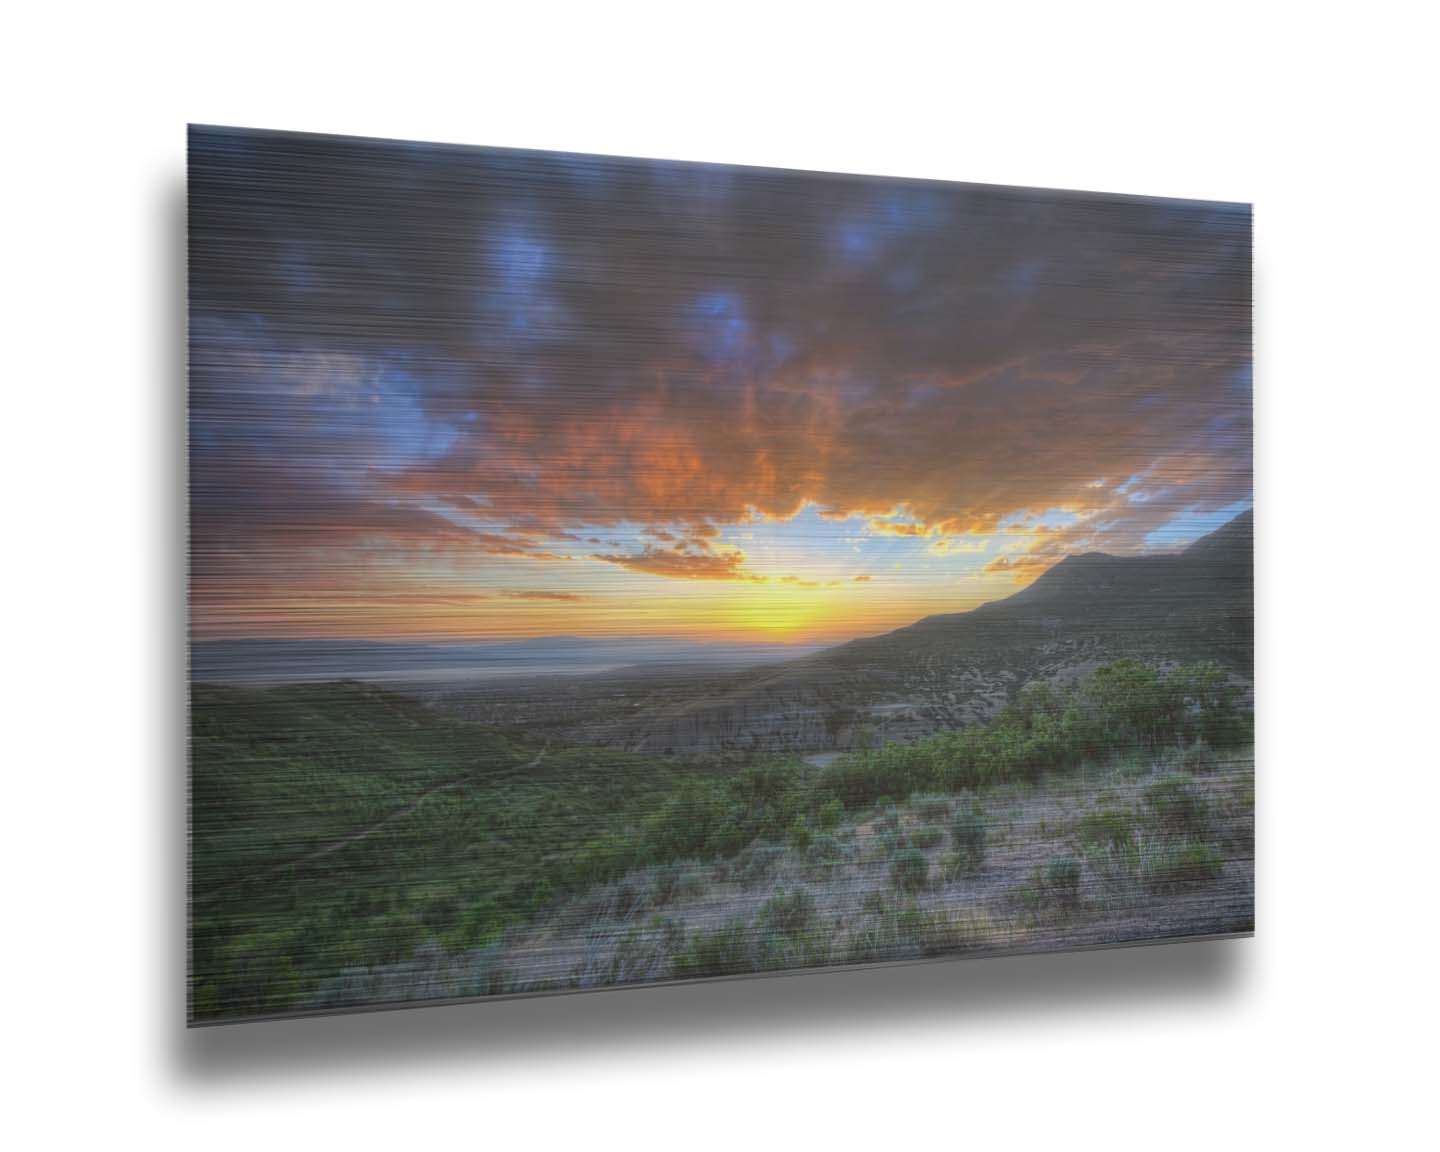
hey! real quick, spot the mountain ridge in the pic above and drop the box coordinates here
[487,509,1254,753]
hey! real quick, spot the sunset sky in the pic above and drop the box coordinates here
[189,127,1251,645]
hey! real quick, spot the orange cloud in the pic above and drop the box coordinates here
[867,519,933,537]
[590,547,763,582]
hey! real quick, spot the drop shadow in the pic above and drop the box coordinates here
[171,936,1247,1084]
[156,168,190,1070]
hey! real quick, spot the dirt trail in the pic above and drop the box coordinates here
[197,747,546,904]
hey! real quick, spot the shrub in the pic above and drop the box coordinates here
[804,833,845,876]
[810,661,1250,809]
[915,795,952,822]
[891,847,929,892]
[940,852,971,883]
[1044,857,1081,904]
[729,843,787,890]
[1144,775,1208,835]
[846,901,926,962]
[1178,740,1218,774]
[1144,841,1224,891]
[911,824,944,850]
[672,920,753,978]
[950,801,987,871]
[650,864,681,906]
[817,797,844,831]
[759,887,817,935]
[787,815,813,852]
[1020,856,1082,913]
[611,881,642,917]
[847,903,999,963]
[1074,808,1135,852]
[918,908,999,956]
[602,920,682,985]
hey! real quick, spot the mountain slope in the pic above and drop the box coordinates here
[573,510,1254,753]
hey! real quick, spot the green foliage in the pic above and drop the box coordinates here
[846,899,996,962]
[891,847,929,892]
[1143,841,1225,891]
[787,815,814,852]
[804,833,846,878]
[1045,857,1081,903]
[1074,808,1136,853]
[759,887,817,934]
[1175,740,1218,774]
[191,682,737,1021]
[671,920,754,979]
[915,794,952,822]
[1020,855,1082,914]
[911,823,944,850]
[846,901,927,963]
[650,863,689,907]
[1144,775,1209,835]
[817,661,1245,811]
[949,800,988,872]
[673,888,823,979]
[193,660,1252,1020]
[722,843,787,890]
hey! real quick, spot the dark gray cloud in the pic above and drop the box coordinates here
[188,126,1251,618]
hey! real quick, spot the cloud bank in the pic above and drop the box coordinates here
[188,128,1251,637]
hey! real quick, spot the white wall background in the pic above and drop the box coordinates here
[4,2,1436,1147]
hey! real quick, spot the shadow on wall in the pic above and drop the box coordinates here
[161,171,1250,1087]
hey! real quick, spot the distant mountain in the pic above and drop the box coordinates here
[829,507,1252,668]
[191,635,822,686]
[556,510,1253,753]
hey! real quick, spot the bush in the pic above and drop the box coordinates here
[815,661,1250,809]
[1074,808,1135,852]
[1021,856,1082,913]
[804,833,845,876]
[1178,740,1218,773]
[940,852,972,883]
[650,863,702,906]
[817,797,844,831]
[891,847,929,892]
[612,881,642,917]
[911,824,944,850]
[1144,841,1224,891]
[950,801,987,871]
[787,815,813,852]
[759,887,817,934]
[915,795,952,822]
[846,901,926,963]
[728,843,787,890]
[1144,775,1209,835]
[650,866,681,906]
[672,921,754,978]
[917,908,998,956]
[846,903,997,963]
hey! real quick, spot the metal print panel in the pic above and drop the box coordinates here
[187,126,1253,1024]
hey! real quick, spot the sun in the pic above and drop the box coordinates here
[719,582,834,637]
